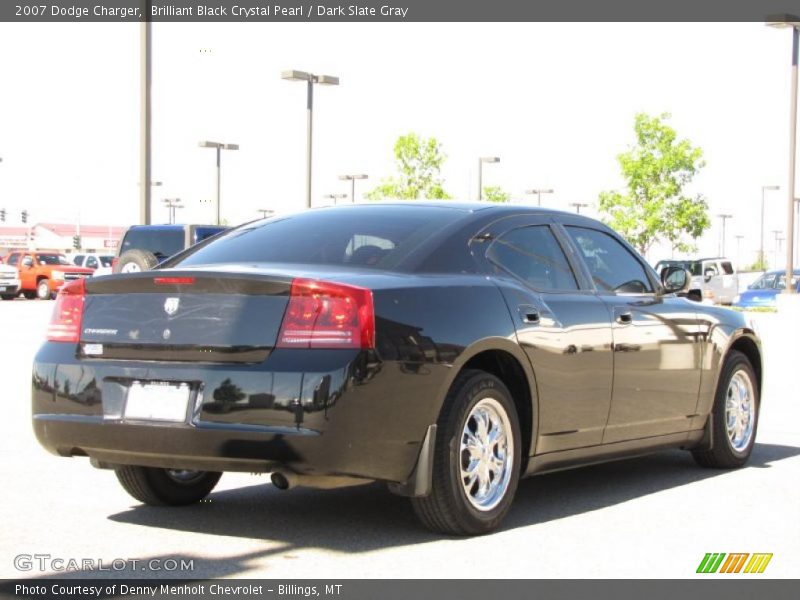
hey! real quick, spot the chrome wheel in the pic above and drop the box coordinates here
[460,397,514,512]
[725,370,755,452]
[165,469,204,484]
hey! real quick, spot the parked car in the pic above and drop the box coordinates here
[72,253,114,277]
[33,204,762,535]
[5,251,93,299]
[113,224,228,273]
[654,257,738,304]
[0,262,21,300]
[733,269,800,308]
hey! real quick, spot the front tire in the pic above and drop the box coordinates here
[1,294,16,301]
[115,466,221,506]
[36,279,52,300]
[411,370,521,535]
[692,350,759,469]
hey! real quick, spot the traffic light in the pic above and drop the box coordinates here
[72,235,81,250]
[0,208,5,222]
[21,210,28,224]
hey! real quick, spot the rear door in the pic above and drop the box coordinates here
[561,224,702,443]
[476,215,614,453]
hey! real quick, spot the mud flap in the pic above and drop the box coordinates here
[387,424,436,498]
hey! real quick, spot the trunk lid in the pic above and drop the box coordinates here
[80,271,291,363]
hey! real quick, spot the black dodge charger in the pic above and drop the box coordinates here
[33,203,762,535]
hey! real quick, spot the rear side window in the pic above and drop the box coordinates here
[721,261,734,275]
[566,226,653,293]
[175,207,466,270]
[121,229,184,260]
[487,226,578,291]
[73,255,84,266]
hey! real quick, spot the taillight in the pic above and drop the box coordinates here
[47,279,86,343]
[111,257,118,271]
[277,278,375,349]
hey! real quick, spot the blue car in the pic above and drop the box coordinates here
[733,269,800,308]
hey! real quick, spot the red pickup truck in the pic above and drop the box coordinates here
[5,251,93,299]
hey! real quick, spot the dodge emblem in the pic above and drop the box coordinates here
[164,297,180,316]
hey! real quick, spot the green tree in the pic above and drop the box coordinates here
[365,133,451,200]
[482,186,511,203]
[598,113,710,255]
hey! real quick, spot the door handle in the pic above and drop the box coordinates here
[615,311,633,325]
[518,305,540,324]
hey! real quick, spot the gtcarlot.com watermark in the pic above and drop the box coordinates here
[14,553,194,573]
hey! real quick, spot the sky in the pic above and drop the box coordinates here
[0,22,797,266]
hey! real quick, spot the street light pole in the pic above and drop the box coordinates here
[768,15,800,293]
[139,13,152,225]
[339,174,368,203]
[323,193,347,205]
[760,185,780,268]
[734,234,745,270]
[570,202,589,214]
[772,230,783,268]
[478,157,500,200]
[717,214,733,256]
[162,198,183,224]
[199,141,239,225]
[282,70,340,209]
[524,188,554,206]
[257,209,274,219]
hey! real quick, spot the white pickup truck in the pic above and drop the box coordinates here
[0,262,21,300]
[654,257,738,305]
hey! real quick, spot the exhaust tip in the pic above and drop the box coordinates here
[270,472,291,490]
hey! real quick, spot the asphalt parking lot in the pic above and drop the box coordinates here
[1,299,798,579]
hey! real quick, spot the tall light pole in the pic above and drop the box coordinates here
[477,157,500,200]
[717,214,733,256]
[162,198,183,224]
[339,174,368,203]
[734,234,745,270]
[323,193,347,205]
[772,229,783,268]
[767,15,800,293]
[282,70,340,209]
[139,12,152,225]
[760,185,780,268]
[570,202,589,214]
[199,141,239,225]
[524,188,554,206]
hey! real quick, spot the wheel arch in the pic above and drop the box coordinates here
[439,338,538,468]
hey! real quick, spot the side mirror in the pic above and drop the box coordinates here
[703,268,716,282]
[661,266,691,295]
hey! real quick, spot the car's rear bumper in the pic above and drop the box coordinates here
[32,342,444,483]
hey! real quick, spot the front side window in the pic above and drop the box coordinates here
[86,256,98,269]
[487,226,578,291]
[73,255,84,266]
[7,253,19,266]
[565,227,653,293]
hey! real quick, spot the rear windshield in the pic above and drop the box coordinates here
[174,207,467,270]
[121,228,184,260]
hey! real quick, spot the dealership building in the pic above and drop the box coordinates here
[0,223,125,256]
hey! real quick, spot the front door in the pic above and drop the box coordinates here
[562,225,702,443]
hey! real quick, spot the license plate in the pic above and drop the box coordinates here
[124,382,191,422]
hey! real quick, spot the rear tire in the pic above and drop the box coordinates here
[692,350,759,469]
[411,369,521,535]
[22,291,36,300]
[115,466,221,506]
[115,249,159,274]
